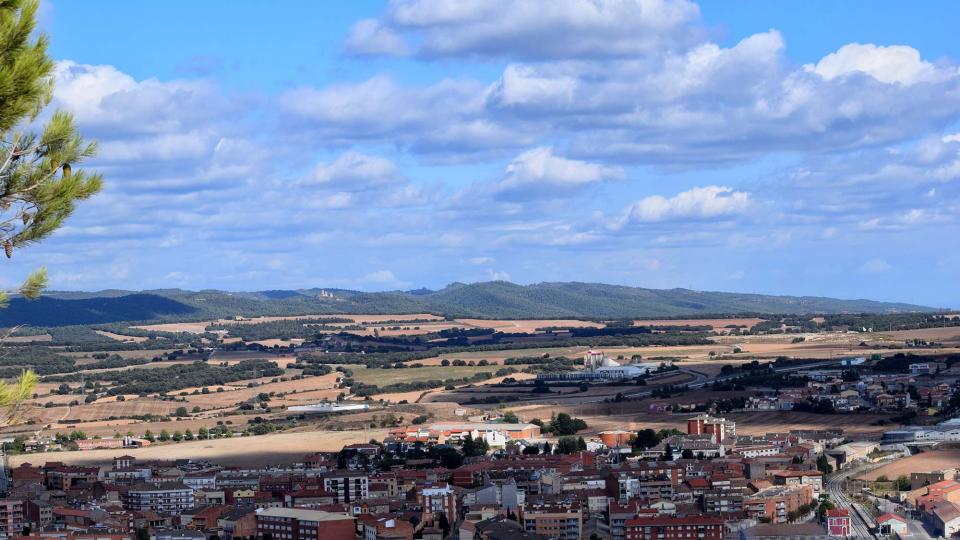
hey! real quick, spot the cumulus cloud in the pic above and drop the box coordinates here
[494,147,625,198]
[274,23,960,165]
[20,9,960,300]
[808,43,940,86]
[348,0,702,60]
[626,186,751,223]
[345,19,409,56]
[54,61,229,136]
[305,152,402,191]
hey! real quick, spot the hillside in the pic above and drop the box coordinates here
[1,281,932,326]
[407,281,935,318]
[0,293,198,327]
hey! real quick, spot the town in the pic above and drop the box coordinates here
[1,0,959,539]
[2,339,960,540]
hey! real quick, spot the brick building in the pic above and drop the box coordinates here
[255,507,355,540]
[624,515,726,540]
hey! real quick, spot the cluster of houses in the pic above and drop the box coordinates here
[738,364,956,414]
[0,412,907,540]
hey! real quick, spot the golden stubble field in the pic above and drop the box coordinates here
[857,448,960,480]
[505,400,894,441]
[7,429,392,467]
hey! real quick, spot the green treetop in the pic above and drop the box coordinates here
[0,0,102,305]
[0,0,103,423]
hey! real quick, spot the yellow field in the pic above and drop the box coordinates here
[857,449,960,480]
[7,428,391,467]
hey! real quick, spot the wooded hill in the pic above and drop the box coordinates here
[0,281,935,326]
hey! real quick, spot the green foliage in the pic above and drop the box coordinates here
[461,434,489,457]
[0,282,937,328]
[0,346,74,377]
[545,413,588,436]
[555,436,580,455]
[816,454,833,474]
[634,428,660,450]
[0,0,101,308]
[207,318,357,341]
[0,369,36,424]
[896,475,911,491]
[58,359,283,396]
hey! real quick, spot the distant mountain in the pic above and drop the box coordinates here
[12,281,934,326]
[0,293,198,326]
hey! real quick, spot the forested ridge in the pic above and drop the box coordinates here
[0,281,932,327]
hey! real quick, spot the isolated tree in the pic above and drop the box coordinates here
[634,428,660,450]
[0,0,102,422]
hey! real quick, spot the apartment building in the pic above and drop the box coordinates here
[623,515,726,540]
[521,503,582,540]
[123,483,195,515]
[0,499,24,538]
[255,507,355,540]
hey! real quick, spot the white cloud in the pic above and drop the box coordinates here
[808,43,940,86]
[350,0,702,60]
[360,270,409,289]
[495,147,625,197]
[54,61,227,136]
[466,256,495,265]
[345,19,409,56]
[305,152,402,191]
[627,186,751,223]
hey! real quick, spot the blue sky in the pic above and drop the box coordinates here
[14,0,960,307]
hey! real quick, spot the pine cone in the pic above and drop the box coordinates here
[4,241,12,259]
[62,163,71,177]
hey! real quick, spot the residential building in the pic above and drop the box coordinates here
[825,508,851,538]
[0,499,24,538]
[123,483,195,515]
[255,507,355,540]
[522,504,582,540]
[623,515,725,540]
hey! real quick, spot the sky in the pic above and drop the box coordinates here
[12,0,960,307]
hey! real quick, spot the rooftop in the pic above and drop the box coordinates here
[256,507,354,522]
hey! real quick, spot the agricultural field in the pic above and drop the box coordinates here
[5,310,958,465]
[633,317,766,329]
[7,429,393,467]
[346,365,503,386]
[455,318,604,332]
[95,330,148,343]
[857,448,960,481]
[504,401,894,441]
[4,334,53,343]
